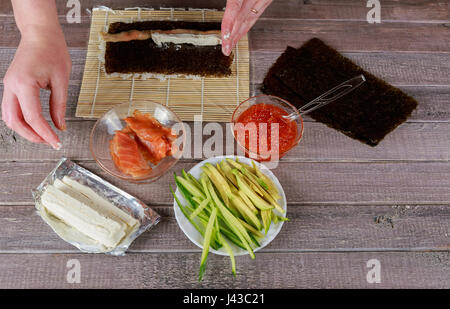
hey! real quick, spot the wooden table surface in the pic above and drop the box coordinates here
[0,0,449,289]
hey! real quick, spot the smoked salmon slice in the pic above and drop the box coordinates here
[124,110,176,164]
[109,130,152,178]
[109,110,177,178]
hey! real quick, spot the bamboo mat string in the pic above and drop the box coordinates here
[90,10,109,116]
[164,7,175,107]
[200,9,206,121]
[169,7,174,19]
[125,7,154,20]
[200,77,205,121]
[236,42,240,105]
[128,77,136,116]
[197,8,206,122]
[165,78,171,106]
[127,15,137,116]
[126,11,145,115]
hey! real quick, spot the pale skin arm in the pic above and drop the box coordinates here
[221,0,272,56]
[1,0,71,150]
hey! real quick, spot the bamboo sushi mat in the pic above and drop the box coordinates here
[76,7,250,122]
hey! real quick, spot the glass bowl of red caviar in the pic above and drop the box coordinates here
[231,95,304,161]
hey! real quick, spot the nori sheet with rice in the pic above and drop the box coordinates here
[262,38,418,146]
[104,21,233,77]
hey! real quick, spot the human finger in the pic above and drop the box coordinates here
[221,0,244,56]
[230,0,271,49]
[1,87,46,144]
[49,73,69,131]
[16,85,62,150]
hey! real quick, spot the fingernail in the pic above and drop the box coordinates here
[54,142,62,151]
[223,43,231,56]
[58,118,67,131]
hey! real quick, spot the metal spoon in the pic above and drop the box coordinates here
[283,74,366,121]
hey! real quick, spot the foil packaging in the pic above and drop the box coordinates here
[32,158,160,256]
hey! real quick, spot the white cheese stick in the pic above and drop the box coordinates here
[59,177,139,230]
[41,185,127,248]
[151,31,221,47]
[100,29,222,46]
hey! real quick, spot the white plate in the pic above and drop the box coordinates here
[173,155,287,256]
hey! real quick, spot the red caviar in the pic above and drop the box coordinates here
[235,103,298,159]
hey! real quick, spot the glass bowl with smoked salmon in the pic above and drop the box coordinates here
[90,100,186,182]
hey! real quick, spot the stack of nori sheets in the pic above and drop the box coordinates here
[262,38,418,146]
[104,21,233,77]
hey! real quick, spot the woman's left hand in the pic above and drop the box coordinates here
[221,0,272,56]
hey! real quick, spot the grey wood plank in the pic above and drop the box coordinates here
[112,18,432,53]
[250,51,450,85]
[302,0,450,23]
[1,16,450,53]
[0,251,448,288]
[0,205,448,253]
[249,19,450,53]
[2,120,450,162]
[1,48,449,88]
[1,0,448,22]
[2,161,450,205]
[2,83,450,123]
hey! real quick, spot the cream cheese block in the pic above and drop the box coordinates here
[41,183,128,248]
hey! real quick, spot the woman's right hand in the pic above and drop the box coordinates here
[1,25,71,149]
[221,0,272,56]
